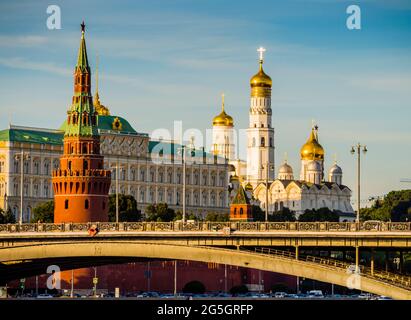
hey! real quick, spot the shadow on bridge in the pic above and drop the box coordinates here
[1,241,411,299]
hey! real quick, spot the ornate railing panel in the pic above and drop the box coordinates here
[1,222,411,233]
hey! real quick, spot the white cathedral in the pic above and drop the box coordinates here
[211,48,354,218]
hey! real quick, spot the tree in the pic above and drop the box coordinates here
[204,212,229,222]
[108,194,141,222]
[251,205,265,221]
[360,190,411,222]
[0,208,16,224]
[182,280,206,294]
[173,211,199,221]
[252,206,296,222]
[271,207,296,222]
[298,207,340,222]
[30,201,54,223]
[145,203,175,222]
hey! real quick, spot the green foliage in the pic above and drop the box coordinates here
[360,190,411,222]
[298,207,340,222]
[252,206,296,222]
[230,285,248,295]
[0,208,16,224]
[30,201,54,223]
[251,205,265,221]
[182,280,206,294]
[108,194,141,222]
[144,203,175,222]
[174,212,198,221]
[204,212,229,222]
[271,207,297,222]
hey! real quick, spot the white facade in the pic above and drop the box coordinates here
[212,125,235,161]
[253,180,353,217]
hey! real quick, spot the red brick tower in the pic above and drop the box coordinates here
[229,185,253,221]
[52,22,111,223]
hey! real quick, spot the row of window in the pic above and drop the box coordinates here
[110,187,226,207]
[64,199,106,211]
[250,137,273,148]
[4,183,50,198]
[12,159,58,175]
[111,168,226,187]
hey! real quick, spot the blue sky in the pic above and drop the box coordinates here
[0,0,410,206]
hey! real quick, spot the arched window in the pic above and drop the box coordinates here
[85,199,89,209]
[234,208,237,215]
[83,160,88,170]
[240,208,243,215]
[82,144,87,154]
[261,137,265,147]
[65,199,69,209]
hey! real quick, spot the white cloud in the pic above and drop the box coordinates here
[0,35,48,47]
[0,57,71,76]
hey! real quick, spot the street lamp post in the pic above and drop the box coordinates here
[351,143,367,223]
[15,150,30,224]
[261,163,274,222]
[177,145,190,223]
[111,160,124,223]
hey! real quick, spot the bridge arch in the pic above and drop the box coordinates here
[1,241,410,300]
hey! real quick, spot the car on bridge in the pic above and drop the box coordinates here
[307,290,324,298]
[36,293,54,299]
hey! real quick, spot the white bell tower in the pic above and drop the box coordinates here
[246,47,275,183]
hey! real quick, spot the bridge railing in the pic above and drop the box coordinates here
[0,221,411,233]
[248,247,411,290]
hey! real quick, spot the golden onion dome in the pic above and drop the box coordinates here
[250,61,272,88]
[213,111,234,127]
[300,127,325,161]
[230,174,239,182]
[212,93,234,127]
[244,182,253,191]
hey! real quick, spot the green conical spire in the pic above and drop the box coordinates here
[232,185,251,205]
[76,21,89,71]
[64,21,98,138]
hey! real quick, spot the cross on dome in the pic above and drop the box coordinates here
[257,47,266,62]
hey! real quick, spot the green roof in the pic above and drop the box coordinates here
[148,140,220,159]
[76,31,89,70]
[60,115,138,135]
[231,185,251,205]
[0,127,64,145]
